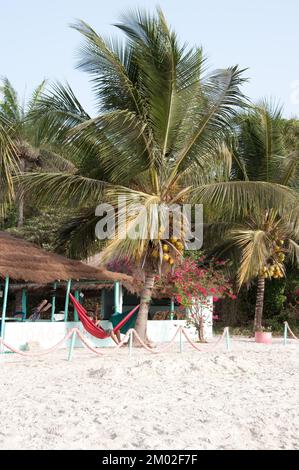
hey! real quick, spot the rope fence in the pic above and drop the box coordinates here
[181,327,229,352]
[0,328,75,357]
[0,325,231,361]
[283,321,299,344]
[2,322,297,361]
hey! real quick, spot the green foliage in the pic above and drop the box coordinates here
[1,8,297,335]
[282,118,299,153]
[20,7,298,264]
[0,78,77,222]
[263,278,287,318]
[6,208,72,252]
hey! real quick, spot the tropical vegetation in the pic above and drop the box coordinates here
[0,8,298,340]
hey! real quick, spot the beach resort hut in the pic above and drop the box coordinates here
[0,232,133,349]
[0,232,211,349]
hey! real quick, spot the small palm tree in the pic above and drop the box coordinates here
[230,209,298,331]
[22,9,298,342]
[0,79,75,225]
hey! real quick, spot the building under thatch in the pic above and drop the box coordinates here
[0,231,133,287]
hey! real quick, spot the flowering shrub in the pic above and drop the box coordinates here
[156,255,236,341]
[166,256,236,308]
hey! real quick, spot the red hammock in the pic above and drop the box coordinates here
[69,293,140,340]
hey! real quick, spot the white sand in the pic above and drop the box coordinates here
[0,336,299,450]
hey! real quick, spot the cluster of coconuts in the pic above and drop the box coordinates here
[259,239,285,279]
[259,264,284,279]
[151,237,184,265]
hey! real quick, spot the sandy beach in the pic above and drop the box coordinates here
[0,336,299,450]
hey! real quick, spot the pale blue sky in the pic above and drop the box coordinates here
[1,0,298,117]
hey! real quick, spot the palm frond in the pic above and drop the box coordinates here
[26,80,47,113]
[280,150,299,187]
[234,100,285,182]
[28,82,90,145]
[71,19,143,114]
[231,229,269,286]
[0,120,19,216]
[163,66,248,190]
[55,207,104,259]
[288,239,299,265]
[18,172,107,207]
[0,78,22,124]
[191,180,298,220]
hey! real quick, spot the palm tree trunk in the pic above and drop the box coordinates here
[17,194,24,227]
[134,270,155,345]
[17,158,25,227]
[254,276,265,332]
[198,316,208,343]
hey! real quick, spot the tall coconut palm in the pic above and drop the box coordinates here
[22,9,298,342]
[0,78,76,226]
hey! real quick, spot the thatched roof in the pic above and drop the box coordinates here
[0,232,133,286]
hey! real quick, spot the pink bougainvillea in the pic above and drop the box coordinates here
[156,255,236,342]
[163,256,236,309]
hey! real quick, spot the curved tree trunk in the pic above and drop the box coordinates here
[134,270,155,346]
[254,276,265,332]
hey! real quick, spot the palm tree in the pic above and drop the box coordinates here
[22,9,298,342]
[0,79,75,226]
[229,209,298,331]
[233,100,299,187]
[208,101,299,331]
[0,113,18,217]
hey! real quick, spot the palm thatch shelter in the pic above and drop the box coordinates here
[0,232,136,345]
[0,231,132,285]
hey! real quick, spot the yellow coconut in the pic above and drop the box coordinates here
[163,253,170,262]
[162,244,169,253]
[158,226,165,239]
[278,253,285,262]
[176,242,184,251]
